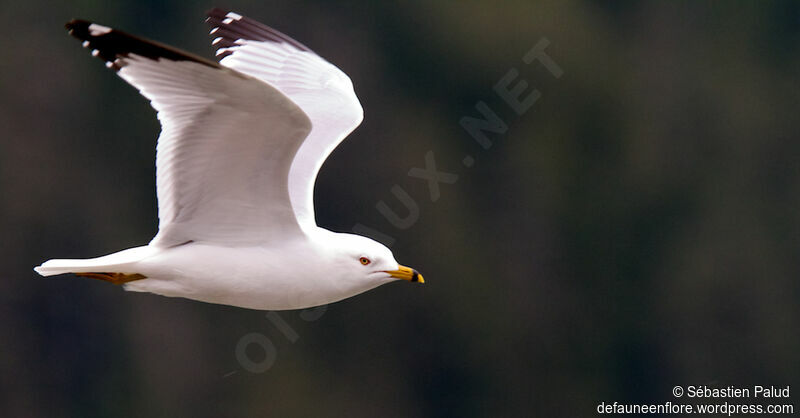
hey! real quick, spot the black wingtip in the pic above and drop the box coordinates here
[65,19,78,31]
[204,8,228,29]
[64,19,123,69]
[65,19,89,37]
[63,18,222,72]
[204,8,314,54]
[205,7,227,18]
[65,19,86,29]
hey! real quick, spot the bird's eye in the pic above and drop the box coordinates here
[359,257,371,265]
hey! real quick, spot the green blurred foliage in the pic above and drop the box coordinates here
[0,0,798,416]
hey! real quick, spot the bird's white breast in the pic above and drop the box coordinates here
[126,241,366,310]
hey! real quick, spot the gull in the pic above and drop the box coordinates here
[34,8,423,310]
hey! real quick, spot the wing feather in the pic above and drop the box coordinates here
[206,9,364,231]
[66,20,313,247]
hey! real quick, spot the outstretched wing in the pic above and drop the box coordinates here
[66,20,312,247]
[206,9,364,232]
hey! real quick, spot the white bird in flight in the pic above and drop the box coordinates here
[34,8,423,310]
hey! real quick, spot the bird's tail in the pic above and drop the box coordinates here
[34,246,156,283]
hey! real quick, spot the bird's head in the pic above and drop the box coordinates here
[326,232,424,287]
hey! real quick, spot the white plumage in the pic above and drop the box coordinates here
[34,9,422,310]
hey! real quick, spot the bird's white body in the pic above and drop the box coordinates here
[133,236,393,310]
[35,10,422,310]
[38,229,400,310]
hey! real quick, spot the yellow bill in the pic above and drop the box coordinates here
[385,265,424,283]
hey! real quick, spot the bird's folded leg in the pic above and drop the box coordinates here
[75,272,147,285]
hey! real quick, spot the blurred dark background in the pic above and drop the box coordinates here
[1,1,798,416]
